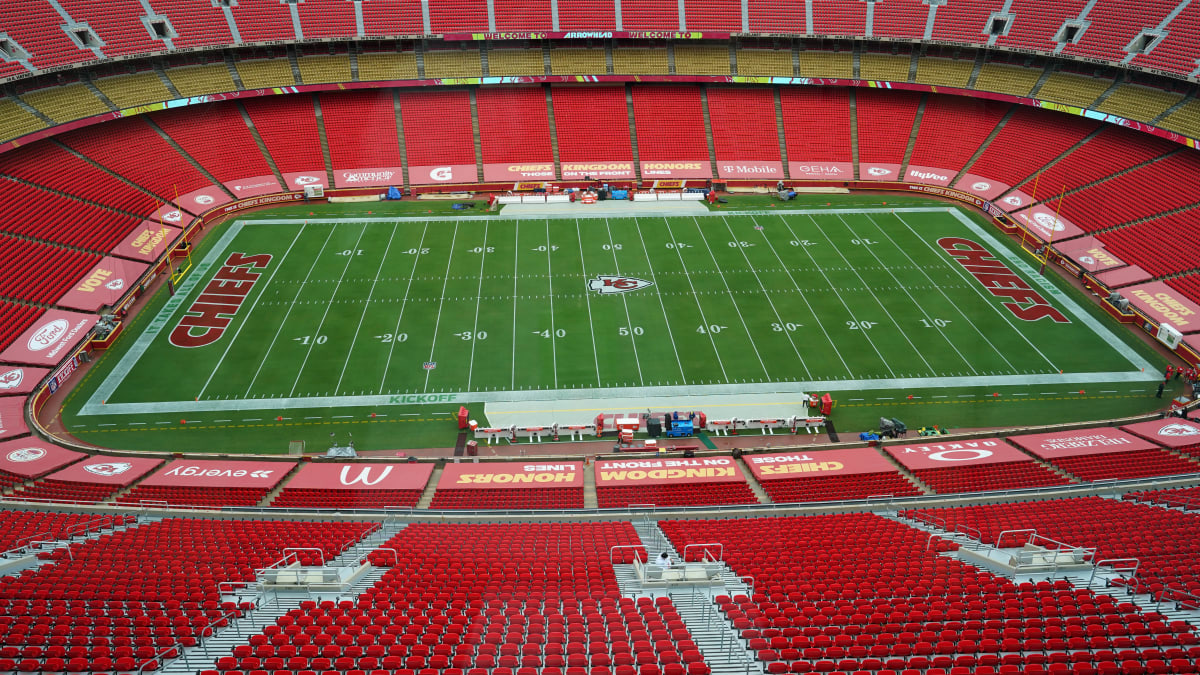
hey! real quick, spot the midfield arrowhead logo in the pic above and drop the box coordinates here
[587,276,654,295]
[1158,423,1200,437]
[85,462,132,476]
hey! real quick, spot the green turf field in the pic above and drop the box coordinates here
[61,201,1172,452]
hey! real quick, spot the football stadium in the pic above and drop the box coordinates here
[3,1,1200,674]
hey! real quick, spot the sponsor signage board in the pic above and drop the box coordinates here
[437,461,584,489]
[859,163,901,181]
[0,397,27,440]
[594,456,747,486]
[180,185,232,212]
[883,438,1032,470]
[1122,281,1200,333]
[905,165,955,187]
[333,167,405,188]
[0,309,96,367]
[560,162,635,179]
[284,462,434,491]
[223,175,282,198]
[46,355,79,394]
[996,189,1033,212]
[408,164,477,185]
[283,171,328,190]
[139,459,298,488]
[152,202,194,226]
[1120,418,1200,448]
[0,439,84,478]
[57,256,151,312]
[45,454,164,486]
[218,193,306,216]
[716,160,784,179]
[0,366,50,396]
[1007,427,1158,459]
[743,447,900,481]
[955,174,1012,200]
[445,30,728,40]
[788,161,853,180]
[483,163,556,181]
[1012,206,1086,243]
[1054,237,1127,273]
[113,223,182,262]
[639,160,711,179]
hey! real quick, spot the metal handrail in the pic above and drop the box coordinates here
[282,547,327,564]
[609,544,646,566]
[373,547,400,566]
[218,580,263,596]
[256,550,300,573]
[29,540,72,560]
[738,575,755,597]
[683,542,723,563]
[136,609,238,674]
[995,528,1038,548]
[1087,558,1140,589]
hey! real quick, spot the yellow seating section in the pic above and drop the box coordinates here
[914,57,972,88]
[798,50,853,78]
[973,63,1042,96]
[20,83,110,123]
[357,52,419,81]
[235,58,297,89]
[1160,98,1200,137]
[0,98,46,143]
[488,49,546,76]
[859,53,911,81]
[297,54,352,84]
[550,48,608,75]
[612,48,669,75]
[737,49,793,77]
[423,49,483,79]
[673,45,731,76]
[1096,83,1185,121]
[165,64,237,98]
[93,71,173,108]
[1035,72,1110,108]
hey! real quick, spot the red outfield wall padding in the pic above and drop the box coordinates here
[0,309,96,367]
[594,457,747,486]
[744,447,901,481]
[114,223,183,263]
[1007,427,1160,459]
[1122,281,1200,334]
[1120,417,1200,449]
[408,164,478,185]
[0,366,50,396]
[284,462,435,491]
[0,439,84,478]
[138,458,298,488]
[57,256,151,312]
[883,438,1033,470]
[224,176,283,198]
[45,454,164,486]
[333,167,405,188]
[437,461,584,489]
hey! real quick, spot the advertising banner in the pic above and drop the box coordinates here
[883,438,1032,470]
[223,175,282,198]
[408,164,478,185]
[0,439,84,478]
[905,166,955,187]
[483,163,556,181]
[859,163,901,181]
[0,366,50,396]
[113,223,182,262]
[1054,237,1127,273]
[45,454,164,486]
[560,162,635,179]
[179,185,232,212]
[1007,427,1158,459]
[284,462,434,491]
[0,397,27,440]
[639,161,711,179]
[716,160,784,179]
[743,447,900,481]
[282,171,328,191]
[0,309,96,367]
[1122,281,1200,333]
[995,190,1033,212]
[788,161,853,180]
[138,459,297,488]
[1011,206,1086,243]
[152,202,194,226]
[216,193,306,216]
[955,174,1011,201]
[333,167,405,188]
[594,457,747,486]
[57,256,150,312]
[437,461,584,489]
[1121,418,1200,448]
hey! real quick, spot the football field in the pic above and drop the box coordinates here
[77,205,1157,427]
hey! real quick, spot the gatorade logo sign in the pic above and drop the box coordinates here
[430,167,454,181]
[587,276,653,295]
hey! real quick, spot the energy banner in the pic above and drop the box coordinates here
[138,458,297,488]
[594,457,747,486]
[1007,427,1158,459]
[883,438,1033,470]
[437,461,583,489]
[285,462,434,491]
[744,447,900,481]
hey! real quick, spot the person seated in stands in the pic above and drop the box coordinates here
[657,551,672,568]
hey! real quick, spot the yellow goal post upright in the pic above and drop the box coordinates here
[163,186,193,289]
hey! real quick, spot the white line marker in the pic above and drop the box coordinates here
[335,221,399,393]
[423,222,460,393]
[379,221,430,391]
[466,221,490,392]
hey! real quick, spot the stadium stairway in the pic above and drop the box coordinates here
[326,520,404,567]
[583,464,599,508]
[415,463,443,508]
[897,93,927,179]
[743,470,772,504]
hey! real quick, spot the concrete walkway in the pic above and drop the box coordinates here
[499,200,709,218]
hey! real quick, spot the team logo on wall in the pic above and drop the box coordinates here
[6,448,45,463]
[84,462,132,477]
[1157,423,1200,437]
[105,279,125,291]
[866,167,890,177]
[972,182,991,191]
[163,210,182,223]
[0,369,24,390]
[588,276,654,295]
[1003,195,1023,207]
[1033,213,1066,232]
[294,176,320,186]
[194,195,214,205]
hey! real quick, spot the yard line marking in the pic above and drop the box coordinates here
[752,215,853,376]
[465,221,490,392]
[816,214,934,374]
[719,216,809,379]
[575,219,603,387]
[196,223,307,400]
[661,218,728,382]
[781,215,895,377]
[244,223,340,397]
[379,222,430,392]
[289,223,370,397]
[335,221,399,394]
[1012,393,1028,396]
[511,220,519,390]
[841,213,981,374]
[545,220,559,389]
[892,212,1065,374]
[604,218,644,386]
[632,218,687,384]
[128,422,145,425]
[423,222,461,393]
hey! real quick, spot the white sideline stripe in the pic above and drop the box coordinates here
[545,220,559,388]
[241,208,952,226]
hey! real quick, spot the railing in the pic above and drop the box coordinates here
[282,547,327,564]
[738,575,755,597]
[683,542,723,563]
[372,547,400,566]
[136,609,238,674]
[994,528,1038,548]
[609,544,647,566]
[1087,558,1140,589]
